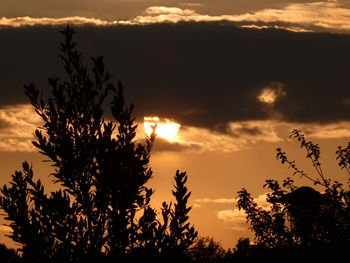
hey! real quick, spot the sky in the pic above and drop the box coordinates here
[1,0,350,249]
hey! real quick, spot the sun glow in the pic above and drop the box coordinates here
[144,116,181,142]
[258,82,286,105]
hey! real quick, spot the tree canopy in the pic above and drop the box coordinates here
[0,26,197,262]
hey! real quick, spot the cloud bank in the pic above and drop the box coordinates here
[3,103,350,153]
[0,0,333,22]
[124,3,350,33]
[2,2,350,33]
[1,23,350,130]
[1,13,350,152]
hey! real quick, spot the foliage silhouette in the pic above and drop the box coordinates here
[237,129,350,259]
[0,26,196,262]
[0,243,19,263]
[188,236,227,263]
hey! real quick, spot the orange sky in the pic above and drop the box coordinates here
[0,110,349,248]
[1,0,350,250]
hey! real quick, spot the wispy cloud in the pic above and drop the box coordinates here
[217,209,247,231]
[0,16,111,27]
[301,122,350,139]
[2,2,350,33]
[0,104,40,152]
[0,105,282,153]
[180,3,203,8]
[178,120,283,152]
[137,119,283,153]
[1,105,349,153]
[195,198,236,204]
[182,120,350,153]
[258,82,286,106]
[231,1,350,32]
[215,193,271,231]
[126,3,350,33]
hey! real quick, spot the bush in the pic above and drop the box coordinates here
[237,129,350,258]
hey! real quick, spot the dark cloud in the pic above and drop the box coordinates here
[234,126,265,137]
[151,138,202,152]
[338,0,350,8]
[0,22,350,131]
[0,119,11,130]
[211,122,267,137]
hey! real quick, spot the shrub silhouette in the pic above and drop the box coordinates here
[0,243,19,263]
[188,236,227,263]
[237,129,350,259]
[0,26,196,262]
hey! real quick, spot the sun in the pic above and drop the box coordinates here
[144,116,181,142]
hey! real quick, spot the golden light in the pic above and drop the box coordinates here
[258,88,278,104]
[257,83,286,105]
[144,116,181,142]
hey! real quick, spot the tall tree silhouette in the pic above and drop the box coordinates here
[133,170,197,260]
[0,26,196,262]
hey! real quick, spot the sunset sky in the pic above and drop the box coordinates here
[1,0,350,249]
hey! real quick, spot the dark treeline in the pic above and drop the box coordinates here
[0,26,350,262]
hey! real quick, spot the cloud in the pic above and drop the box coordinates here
[142,6,196,16]
[151,137,203,152]
[0,105,282,153]
[141,119,350,153]
[215,193,271,231]
[0,0,320,22]
[126,3,350,33]
[0,104,40,152]
[301,122,350,139]
[1,23,350,134]
[254,192,272,210]
[2,2,350,33]
[258,82,286,105]
[3,104,349,154]
[239,1,350,33]
[0,0,153,21]
[167,120,283,153]
[180,3,203,8]
[0,16,111,27]
[136,118,284,153]
[217,209,248,231]
[195,198,236,204]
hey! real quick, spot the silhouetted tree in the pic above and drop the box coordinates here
[189,237,226,263]
[132,170,197,261]
[0,26,196,262]
[168,171,198,253]
[0,243,18,263]
[230,238,251,261]
[237,129,350,258]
